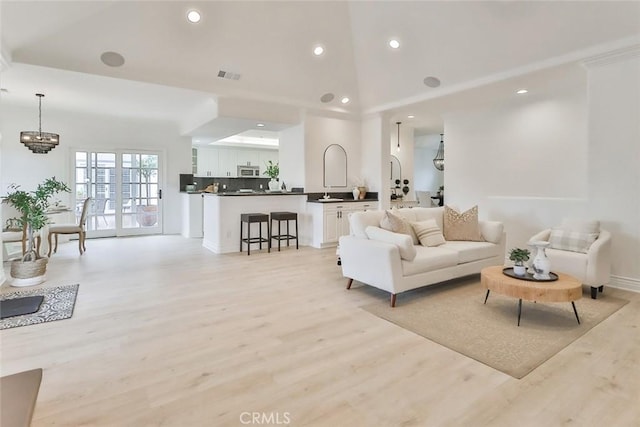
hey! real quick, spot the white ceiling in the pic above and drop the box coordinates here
[1,1,639,140]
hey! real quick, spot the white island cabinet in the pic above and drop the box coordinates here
[307,201,376,248]
[202,193,308,254]
[181,193,203,238]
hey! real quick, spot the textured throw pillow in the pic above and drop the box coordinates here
[411,219,445,247]
[380,211,419,245]
[365,226,417,261]
[443,205,485,242]
[549,228,598,253]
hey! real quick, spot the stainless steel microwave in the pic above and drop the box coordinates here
[237,165,260,177]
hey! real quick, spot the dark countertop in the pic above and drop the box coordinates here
[202,191,307,196]
[307,198,378,204]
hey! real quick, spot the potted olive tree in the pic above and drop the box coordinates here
[2,177,70,285]
[509,247,531,276]
[264,160,280,191]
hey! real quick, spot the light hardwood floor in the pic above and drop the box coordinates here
[1,236,639,426]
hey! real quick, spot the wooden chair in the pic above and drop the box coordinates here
[2,221,41,260]
[47,197,91,257]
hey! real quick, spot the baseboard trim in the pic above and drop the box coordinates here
[608,275,640,293]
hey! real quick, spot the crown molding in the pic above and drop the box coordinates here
[582,44,640,68]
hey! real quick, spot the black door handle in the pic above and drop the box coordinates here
[159,189,162,199]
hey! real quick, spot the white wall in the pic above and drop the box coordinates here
[303,114,362,192]
[445,72,589,252]
[414,134,444,194]
[279,123,305,190]
[0,104,191,234]
[445,58,640,287]
[586,55,640,287]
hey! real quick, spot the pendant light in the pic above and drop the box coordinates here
[396,121,401,152]
[433,133,444,171]
[20,93,60,154]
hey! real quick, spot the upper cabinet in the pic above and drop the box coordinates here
[194,147,278,177]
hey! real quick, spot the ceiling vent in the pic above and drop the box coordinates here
[217,70,241,80]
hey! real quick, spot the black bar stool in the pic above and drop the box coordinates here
[240,213,270,255]
[269,211,299,251]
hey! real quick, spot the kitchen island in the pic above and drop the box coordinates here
[202,192,309,254]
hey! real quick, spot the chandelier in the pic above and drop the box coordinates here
[433,133,444,171]
[20,93,59,154]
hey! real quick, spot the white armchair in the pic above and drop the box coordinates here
[530,220,611,299]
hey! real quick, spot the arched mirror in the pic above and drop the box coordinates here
[390,155,401,187]
[323,144,347,187]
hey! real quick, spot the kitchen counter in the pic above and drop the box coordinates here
[202,193,308,254]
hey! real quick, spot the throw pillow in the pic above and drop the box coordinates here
[365,226,417,261]
[380,210,419,245]
[411,219,445,247]
[443,205,485,242]
[549,228,598,253]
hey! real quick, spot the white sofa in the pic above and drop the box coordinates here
[339,207,506,306]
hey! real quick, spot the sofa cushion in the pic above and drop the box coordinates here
[365,226,417,261]
[380,211,419,245]
[479,221,504,244]
[561,218,600,234]
[546,247,588,280]
[549,228,598,254]
[413,206,445,230]
[439,241,501,264]
[411,219,445,247]
[349,210,385,238]
[443,205,484,242]
[402,246,458,276]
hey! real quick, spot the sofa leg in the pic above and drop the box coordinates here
[346,278,353,290]
[598,285,604,293]
[390,294,396,307]
[590,286,598,299]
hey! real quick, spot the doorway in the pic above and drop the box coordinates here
[73,150,163,237]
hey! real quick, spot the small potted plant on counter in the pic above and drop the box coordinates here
[509,247,531,276]
[264,160,280,191]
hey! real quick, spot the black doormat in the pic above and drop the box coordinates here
[1,296,44,319]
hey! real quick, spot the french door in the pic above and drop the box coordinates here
[73,150,163,237]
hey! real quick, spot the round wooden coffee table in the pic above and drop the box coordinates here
[481,265,582,326]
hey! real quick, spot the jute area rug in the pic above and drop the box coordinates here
[0,284,79,330]
[361,276,628,379]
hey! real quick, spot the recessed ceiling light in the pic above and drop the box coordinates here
[187,10,201,23]
[257,123,265,127]
[341,97,350,104]
[423,76,441,88]
[516,89,528,94]
[100,51,125,67]
[407,115,415,119]
[313,45,324,56]
[389,39,400,49]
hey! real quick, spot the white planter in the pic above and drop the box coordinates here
[268,179,279,191]
[513,265,527,276]
[530,240,552,280]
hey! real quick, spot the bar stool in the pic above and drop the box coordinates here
[240,213,270,255]
[269,211,299,251]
